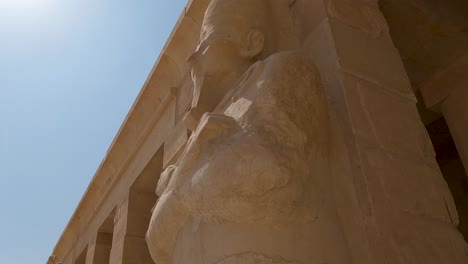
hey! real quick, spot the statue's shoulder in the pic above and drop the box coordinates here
[229,50,323,109]
[252,50,321,93]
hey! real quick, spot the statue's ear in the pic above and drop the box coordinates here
[240,30,264,58]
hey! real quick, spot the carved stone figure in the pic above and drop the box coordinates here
[146,0,350,263]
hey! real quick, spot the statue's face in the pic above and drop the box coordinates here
[187,0,264,115]
[184,0,266,130]
[188,21,247,99]
[188,28,244,92]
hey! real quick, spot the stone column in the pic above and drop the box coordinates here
[74,247,88,264]
[420,54,468,176]
[291,0,468,263]
[109,191,156,264]
[109,200,128,264]
[85,233,112,264]
[84,236,96,264]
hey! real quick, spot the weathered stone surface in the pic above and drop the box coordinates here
[331,19,414,98]
[47,0,468,264]
[296,1,468,264]
[146,1,349,263]
[380,0,468,89]
[327,0,388,38]
[360,145,457,223]
[342,72,434,159]
[419,54,468,110]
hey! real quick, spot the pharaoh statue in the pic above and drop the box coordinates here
[146,0,350,263]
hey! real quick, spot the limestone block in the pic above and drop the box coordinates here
[419,53,468,110]
[326,0,388,38]
[341,72,434,159]
[331,19,414,98]
[328,111,378,264]
[351,144,468,263]
[376,207,468,263]
[360,145,457,224]
[291,0,387,43]
[290,0,327,42]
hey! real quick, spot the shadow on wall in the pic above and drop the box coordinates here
[426,118,468,242]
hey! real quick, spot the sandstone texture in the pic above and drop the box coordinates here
[47,0,468,263]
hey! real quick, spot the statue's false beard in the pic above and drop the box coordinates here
[191,74,205,107]
[191,74,223,113]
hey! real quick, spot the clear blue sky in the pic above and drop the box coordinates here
[0,0,186,263]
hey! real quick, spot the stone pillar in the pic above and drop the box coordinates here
[84,236,96,264]
[109,191,156,264]
[74,247,88,264]
[291,0,468,263]
[109,199,128,264]
[420,54,468,176]
[85,233,112,264]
